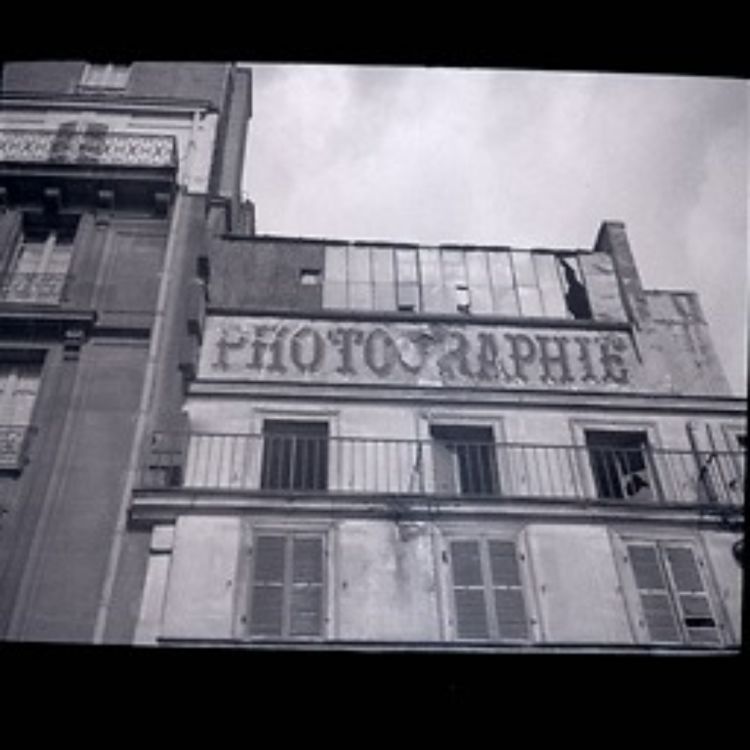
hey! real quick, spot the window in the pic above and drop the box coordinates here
[585,429,656,501]
[247,531,326,639]
[454,282,471,313]
[625,540,721,645]
[0,360,41,469]
[558,256,592,320]
[431,425,500,496]
[1,214,78,303]
[448,537,530,641]
[260,420,329,491]
[80,63,131,90]
[299,268,322,286]
[395,248,420,312]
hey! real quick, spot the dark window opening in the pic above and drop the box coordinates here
[736,434,746,450]
[559,257,592,320]
[21,211,79,244]
[585,430,655,501]
[431,425,500,496]
[261,420,328,491]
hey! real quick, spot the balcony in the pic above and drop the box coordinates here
[0,129,176,212]
[0,271,69,305]
[0,129,176,169]
[139,431,746,509]
[0,425,34,470]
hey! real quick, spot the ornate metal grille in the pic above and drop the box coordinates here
[0,129,176,168]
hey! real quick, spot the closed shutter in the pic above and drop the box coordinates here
[663,545,720,645]
[627,543,681,643]
[488,540,529,640]
[249,532,325,639]
[290,536,324,637]
[450,540,489,639]
[450,538,531,642]
[248,534,286,637]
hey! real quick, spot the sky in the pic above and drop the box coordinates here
[242,64,748,396]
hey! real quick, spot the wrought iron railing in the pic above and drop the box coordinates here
[0,272,69,304]
[0,129,177,169]
[0,425,34,470]
[140,431,746,507]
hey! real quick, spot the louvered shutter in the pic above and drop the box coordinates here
[290,536,324,637]
[450,540,489,639]
[488,540,529,640]
[627,543,681,643]
[249,535,286,637]
[663,545,720,645]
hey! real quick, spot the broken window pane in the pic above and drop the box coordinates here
[558,256,593,320]
[585,430,656,501]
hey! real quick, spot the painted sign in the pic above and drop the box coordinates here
[199,316,638,390]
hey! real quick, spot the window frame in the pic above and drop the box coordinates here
[438,526,537,644]
[611,530,728,647]
[251,407,339,492]
[720,422,747,487]
[79,63,131,90]
[423,412,508,498]
[2,213,79,304]
[570,418,666,504]
[238,522,333,642]
[0,352,44,471]
[260,419,330,492]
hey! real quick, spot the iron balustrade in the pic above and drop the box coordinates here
[0,129,177,169]
[141,431,746,507]
[0,425,34,470]
[0,271,69,303]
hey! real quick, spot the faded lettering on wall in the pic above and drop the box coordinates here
[199,316,636,389]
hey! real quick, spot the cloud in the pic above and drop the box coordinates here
[243,65,747,392]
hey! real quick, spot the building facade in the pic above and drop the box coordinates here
[0,61,252,642]
[0,61,744,652]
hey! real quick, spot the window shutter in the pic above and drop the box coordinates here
[290,536,324,637]
[450,540,489,639]
[488,540,529,640]
[249,535,286,637]
[627,543,681,644]
[663,545,720,645]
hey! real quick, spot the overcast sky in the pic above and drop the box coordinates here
[242,64,747,396]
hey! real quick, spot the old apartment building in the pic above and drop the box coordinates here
[0,61,744,651]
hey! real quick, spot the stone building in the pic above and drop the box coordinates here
[0,61,744,651]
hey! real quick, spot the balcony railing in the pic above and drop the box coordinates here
[140,431,746,508]
[0,272,69,304]
[0,425,34,470]
[0,129,177,169]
